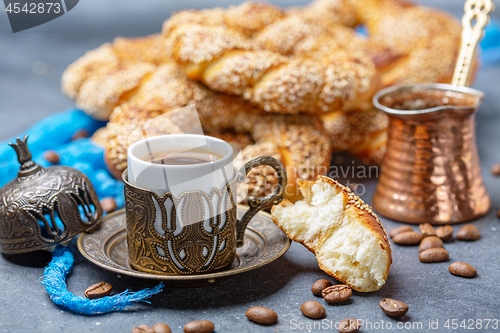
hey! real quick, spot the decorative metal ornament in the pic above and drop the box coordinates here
[0,135,102,254]
[123,156,286,275]
[452,0,494,87]
[77,206,291,286]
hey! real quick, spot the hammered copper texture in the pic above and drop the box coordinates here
[373,84,491,224]
[77,207,291,286]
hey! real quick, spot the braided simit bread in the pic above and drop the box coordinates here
[321,108,388,164]
[63,0,468,185]
[290,0,464,86]
[165,22,379,114]
[93,62,332,202]
[163,0,464,114]
[61,34,168,120]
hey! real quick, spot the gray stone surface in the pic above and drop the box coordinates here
[1,1,500,332]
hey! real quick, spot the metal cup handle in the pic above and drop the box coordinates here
[235,156,287,247]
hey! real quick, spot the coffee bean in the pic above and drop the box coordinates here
[311,279,333,296]
[379,298,408,317]
[183,320,214,333]
[491,163,500,176]
[419,248,449,263]
[44,150,60,164]
[419,236,443,252]
[300,301,326,319]
[132,324,154,333]
[436,225,454,242]
[322,284,352,304]
[419,223,436,237]
[246,306,278,325]
[72,129,89,141]
[449,262,477,278]
[100,197,117,213]
[497,209,500,219]
[389,226,413,238]
[456,224,481,241]
[151,323,171,333]
[392,231,423,245]
[84,282,112,299]
[338,318,362,333]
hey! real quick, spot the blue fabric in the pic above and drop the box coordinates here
[40,246,163,315]
[0,112,162,315]
[354,24,368,36]
[481,19,500,65]
[0,109,124,208]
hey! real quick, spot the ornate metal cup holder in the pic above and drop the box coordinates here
[122,155,287,276]
[77,206,291,286]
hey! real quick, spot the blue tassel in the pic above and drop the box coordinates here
[39,245,163,315]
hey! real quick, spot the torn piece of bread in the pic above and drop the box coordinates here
[271,176,391,292]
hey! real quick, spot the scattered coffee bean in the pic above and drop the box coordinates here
[338,318,362,333]
[151,323,172,333]
[132,324,154,333]
[491,163,500,176]
[311,279,333,296]
[72,129,89,141]
[322,284,352,304]
[449,262,477,278]
[436,225,454,242]
[419,248,449,263]
[246,306,278,325]
[300,301,326,319]
[84,282,112,299]
[497,209,500,219]
[100,197,117,213]
[44,150,60,164]
[389,226,413,238]
[379,298,409,317]
[456,224,481,241]
[392,231,423,245]
[419,236,443,252]
[419,223,436,237]
[183,320,214,333]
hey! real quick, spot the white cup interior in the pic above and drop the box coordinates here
[127,134,235,197]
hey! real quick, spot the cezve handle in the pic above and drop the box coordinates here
[452,0,494,87]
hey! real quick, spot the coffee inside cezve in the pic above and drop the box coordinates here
[381,88,477,110]
[142,151,220,165]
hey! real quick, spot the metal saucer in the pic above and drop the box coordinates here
[77,205,291,287]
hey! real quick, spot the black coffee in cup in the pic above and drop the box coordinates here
[141,151,220,165]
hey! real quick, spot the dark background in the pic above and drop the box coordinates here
[1,1,500,333]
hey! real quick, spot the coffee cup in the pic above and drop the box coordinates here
[124,134,286,275]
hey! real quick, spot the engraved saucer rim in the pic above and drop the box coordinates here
[77,205,291,282]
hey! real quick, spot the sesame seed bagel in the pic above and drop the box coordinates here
[271,176,392,292]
